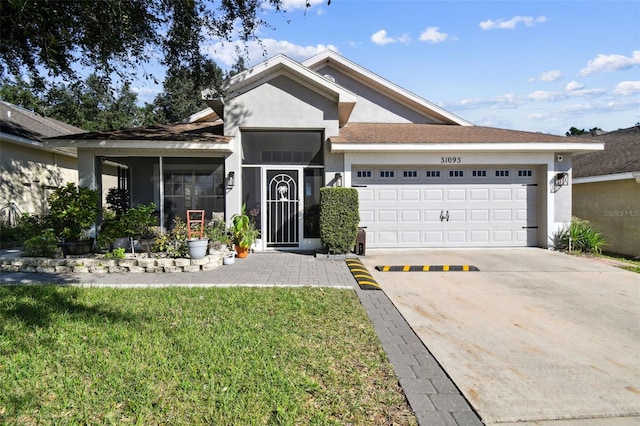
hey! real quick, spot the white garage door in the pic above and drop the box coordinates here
[354,166,538,248]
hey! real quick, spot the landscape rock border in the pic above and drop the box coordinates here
[0,250,229,274]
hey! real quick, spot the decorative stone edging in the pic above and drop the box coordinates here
[0,250,229,274]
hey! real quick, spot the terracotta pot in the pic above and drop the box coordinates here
[235,246,249,258]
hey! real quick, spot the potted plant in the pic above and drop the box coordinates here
[47,183,100,255]
[231,204,259,258]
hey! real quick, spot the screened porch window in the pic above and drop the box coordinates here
[163,161,224,227]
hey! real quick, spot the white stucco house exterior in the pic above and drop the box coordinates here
[45,50,603,251]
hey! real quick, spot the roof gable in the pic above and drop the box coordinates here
[203,54,356,127]
[303,50,472,126]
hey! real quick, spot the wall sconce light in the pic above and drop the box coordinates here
[227,171,235,188]
[554,172,568,187]
[334,172,343,187]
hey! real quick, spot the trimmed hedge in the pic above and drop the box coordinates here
[319,187,359,254]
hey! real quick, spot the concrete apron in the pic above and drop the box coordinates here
[360,248,640,425]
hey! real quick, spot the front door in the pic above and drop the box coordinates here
[266,170,300,247]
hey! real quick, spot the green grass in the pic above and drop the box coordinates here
[0,286,416,425]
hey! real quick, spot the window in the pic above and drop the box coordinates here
[356,170,372,179]
[472,170,487,177]
[426,170,441,178]
[518,170,533,177]
[403,170,418,178]
[495,170,510,177]
[379,170,395,178]
[449,170,464,177]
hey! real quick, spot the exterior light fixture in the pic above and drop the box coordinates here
[227,171,235,188]
[334,172,343,187]
[554,172,568,187]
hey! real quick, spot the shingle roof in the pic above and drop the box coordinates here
[573,126,640,178]
[47,120,231,143]
[0,101,84,141]
[329,123,576,144]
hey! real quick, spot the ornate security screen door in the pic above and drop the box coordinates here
[266,170,299,247]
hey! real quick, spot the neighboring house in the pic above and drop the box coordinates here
[573,126,640,257]
[0,101,82,220]
[0,101,121,222]
[45,50,602,251]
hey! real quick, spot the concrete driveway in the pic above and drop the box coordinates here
[359,248,640,425]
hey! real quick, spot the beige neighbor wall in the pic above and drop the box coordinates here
[0,141,77,217]
[573,179,640,257]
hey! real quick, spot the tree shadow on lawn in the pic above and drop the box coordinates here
[0,283,148,330]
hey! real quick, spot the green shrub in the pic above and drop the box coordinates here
[205,219,231,249]
[23,229,58,257]
[47,183,100,241]
[319,187,359,254]
[152,216,188,258]
[104,247,126,259]
[0,213,49,249]
[553,217,606,254]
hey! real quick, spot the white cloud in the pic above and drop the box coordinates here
[479,16,547,30]
[579,50,640,75]
[419,27,450,44]
[205,39,339,67]
[565,81,584,91]
[562,103,595,114]
[528,90,565,102]
[371,29,394,46]
[279,0,325,10]
[528,70,563,82]
[371,29,403,46]
[613,81,640,96]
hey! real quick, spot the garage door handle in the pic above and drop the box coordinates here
[522,226,538,229]
[440,210,450,222]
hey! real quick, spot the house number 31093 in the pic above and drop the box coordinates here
[441,156,462,164]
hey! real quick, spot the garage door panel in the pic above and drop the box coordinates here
[401,189,421,201]
[359,188,375,201]
[424,210,443,222]
[469,188,490,201]
[470,230,490,243]
[446,230,467,243]
[400,231,422,244]
[492,188,512,200]
[424,231,444,244]
[493,230,514,242]
[446,188,467,201]
[493,209,512,221]
[360,210,375,222]
[401,210,421,222]
[447,210,466,222]
[378,189,398,201]
[378,210,398,222]
[423,188,444,200]
[377,231,398,244]
[469,210,489,221]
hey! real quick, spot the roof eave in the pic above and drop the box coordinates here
[573,172,640,184]
[330,142,605,153]
[44,138,233,152]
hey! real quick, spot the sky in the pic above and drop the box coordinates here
[134,0,640,136]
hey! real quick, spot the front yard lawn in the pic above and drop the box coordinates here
[0,286,416,425]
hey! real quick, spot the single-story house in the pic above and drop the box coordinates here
[573,126,640,257]
[45,50,603,251]
[0,101,120,221]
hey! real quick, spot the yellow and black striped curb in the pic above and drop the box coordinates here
[345,258,382,290]
[375,265,480,272]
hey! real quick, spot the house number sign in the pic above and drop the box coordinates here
[440,156,462,164]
